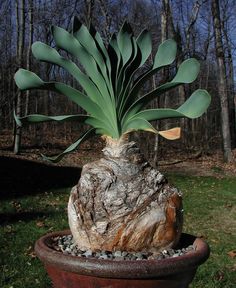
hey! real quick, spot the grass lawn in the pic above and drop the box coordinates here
[1,175,236,288]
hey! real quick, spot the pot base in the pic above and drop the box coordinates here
[46,266,196,288]
[35,230,210,288]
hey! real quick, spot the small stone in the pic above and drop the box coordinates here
[114,251,122,257]
[114,256,124,261]
[95,251,101,257]
[54,235,195,261]
[134,252,144,260]
[82,250,93,258]
[99,254,108,260]
[121,251,128,257]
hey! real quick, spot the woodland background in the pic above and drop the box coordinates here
[0,0,236,163]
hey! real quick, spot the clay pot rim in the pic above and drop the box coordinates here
[35,230,210,279]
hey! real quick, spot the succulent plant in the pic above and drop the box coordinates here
[14,18,211,253]
[14,18,211,162]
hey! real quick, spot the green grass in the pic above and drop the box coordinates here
[1,176,236,288]
[168,175,236,288]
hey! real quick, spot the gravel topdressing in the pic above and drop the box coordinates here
[51,235,196,261]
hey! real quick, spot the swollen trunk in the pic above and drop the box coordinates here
[68,139,183,253]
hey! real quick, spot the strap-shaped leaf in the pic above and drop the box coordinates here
[14,113,88,127]
[172,58,200,83]
[33,41,116,128]
[14,69,44,90]
[85,117,114,137]
[109,34,122,92]
[14,69,117,136]
[117,38,142,117]
[14,69,98,114]
[122,58,201,123]
[51,25,112,104]
[117,37,139,103]
[117,22,133,65]
[153,39,177,69]
[42,128,95,163]
[130,89,211,122]
[73,21,114,100]
[49,83,118,137]
[136,29,152,67]
[32,42,103,105]
[51,25,84,58]
[124,117,158,134]
[124,117,181,140]
[120,39,178,117]
[92,26,112,78]
[73,23,109,82]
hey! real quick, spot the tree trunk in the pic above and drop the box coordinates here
[68,137,183,252]
[211,0,233,162]
[14,0,25,154]
[221,12,236,148]
[25,0,33,116]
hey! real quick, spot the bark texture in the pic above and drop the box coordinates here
[68,140,183,253]
[212,0,233,162]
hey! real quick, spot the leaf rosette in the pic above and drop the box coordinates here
[14,18,211,162]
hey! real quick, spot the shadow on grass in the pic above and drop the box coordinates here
[0,156,81,200]
[0,211,58,225]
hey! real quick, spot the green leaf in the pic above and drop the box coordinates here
[51,25,83,58]
[136,29,152,67]
[93,28,112,77]
[32,42,61,62]
[126,89,211,122]
[117,37,139,101]
[122,58,201,123]
[32,42,103,106]
[172,58,200,83]
[153,39,177,68]
[52,25,112,104]
[42,128,95,163]
[13,69,118,137]
[73,24,107,78]
[85,117,112,137]
[109,34,122,88]
[123,117,158,134]
[52,83,116,134]
[117,22,133,65]
[73,22,114,99]
[14,69,44,90]
[177,89,211,117]
[121,40,177,117]
[14,114,88,125]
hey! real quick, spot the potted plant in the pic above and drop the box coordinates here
[14,18,211,288]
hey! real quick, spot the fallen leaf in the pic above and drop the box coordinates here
[227,250,236,258]
[36,221,45,227]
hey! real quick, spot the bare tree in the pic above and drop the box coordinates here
[25,0,34,116]
[14,0,25,154]
[211,0,233,162]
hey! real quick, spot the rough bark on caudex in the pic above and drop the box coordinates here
[68,136,183,253]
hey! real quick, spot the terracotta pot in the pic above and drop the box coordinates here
[35,230,210,288]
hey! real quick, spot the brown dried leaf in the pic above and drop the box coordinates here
[227,250,236,258]
[158,127,181,140]
[36,221,45,227]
